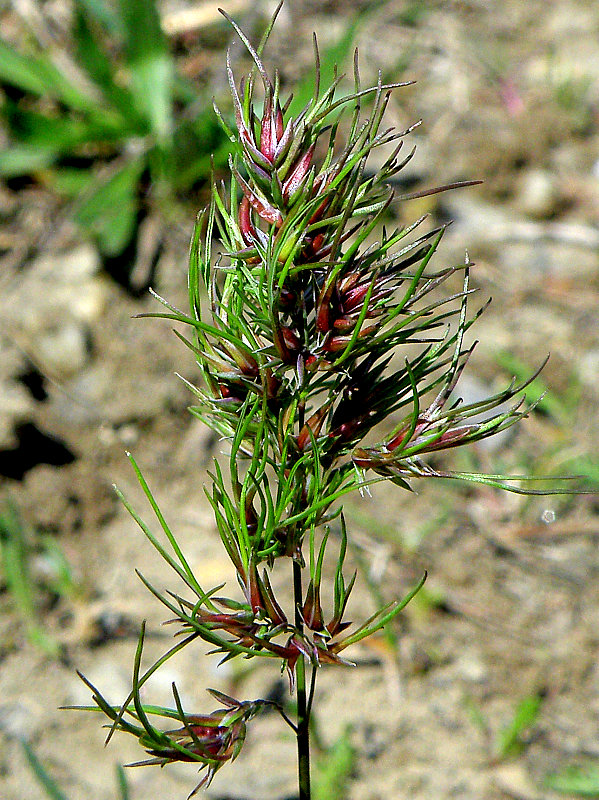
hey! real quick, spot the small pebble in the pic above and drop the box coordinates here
[493,763,541,800]
[35,321,90,378]
[515,169,559,219]
[0,701,38,741]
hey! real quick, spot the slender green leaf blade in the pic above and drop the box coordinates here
[118,0,172,139]
[75,157,145,255]
[546,764,599,797]
[20,742,69,800]
[497,693,544,758]
[0,40,96,111]
[0,146,57,178]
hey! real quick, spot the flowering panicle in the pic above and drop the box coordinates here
[75,649,276,796]
[77,4,580,795]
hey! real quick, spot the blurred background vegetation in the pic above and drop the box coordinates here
[0,0,233,291]
[1,2,598,799]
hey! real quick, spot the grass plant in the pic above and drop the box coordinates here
[74,5,584,797]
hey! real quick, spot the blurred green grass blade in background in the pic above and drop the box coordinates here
[116,764,130,800]
[286,0,389,119]
[0,503,61,658]
[0,39,96,111]
[496,693,544,759]
[313,726,356,800]
[0,145,57,178]
[76,0,122,36]
[41,535,78,600]
[4,106,126,153]
[546,763,599,797]
[72,1,142,125]
[287,16,359,119]
[21,741,69,800]
[496,350,579,424]
[75,156,145,256]
[22,740,132,800]
[73,2,118,92]
[50,168,97,197]
[118,0,173,141]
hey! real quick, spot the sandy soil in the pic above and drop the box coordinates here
[1,2,598,799]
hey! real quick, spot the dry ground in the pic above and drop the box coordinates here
[1,2,598,799]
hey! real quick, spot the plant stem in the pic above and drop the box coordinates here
[293,558,311,800]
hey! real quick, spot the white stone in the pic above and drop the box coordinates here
[54,244,101,282]
[516,169,558,219]
[35,321,89,378]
